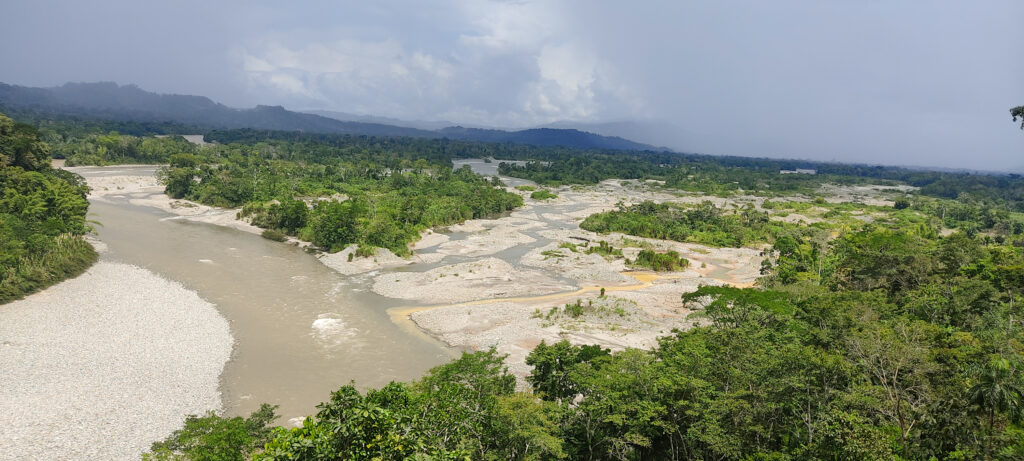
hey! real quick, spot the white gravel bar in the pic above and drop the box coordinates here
[0,262,232,460]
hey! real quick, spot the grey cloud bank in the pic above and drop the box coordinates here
[1,0,1021,171]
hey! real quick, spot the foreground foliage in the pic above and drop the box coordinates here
[0,112,96,303]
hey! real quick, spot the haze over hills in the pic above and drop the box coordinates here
[0,82,655,151]
[304,109,457,131]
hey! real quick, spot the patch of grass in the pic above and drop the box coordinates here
[585,240,622,258]
[355,244,376,258]
[261,228,288,242]
[620,238,653,249]
[541,249,565,259]
[531,190,558,200]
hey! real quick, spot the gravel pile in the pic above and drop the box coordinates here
[0,262,232,460]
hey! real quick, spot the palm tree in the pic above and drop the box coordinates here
[967,358,1024,459]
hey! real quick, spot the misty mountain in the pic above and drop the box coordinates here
[436,126,653,151]
[0,82,434,137]
[543,120,682,152]
[0,82,655,151]
[304,109,457,131]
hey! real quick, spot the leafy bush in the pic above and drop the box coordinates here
[261,229,287,242]
[585,240,622,257]
[530,189,558,200]
[143,404,277,461]
[631,249,690,271]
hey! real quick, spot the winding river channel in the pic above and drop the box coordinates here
[81,170,453,422]
[74,160,659,423]
[73,160,559,423]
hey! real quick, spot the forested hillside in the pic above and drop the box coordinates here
[0,112,95,303]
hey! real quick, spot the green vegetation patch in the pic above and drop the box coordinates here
[260,228,288,242]
[585,240,623,258]
[1,113,97,304]
[530,189,558,200]
[581,200,795,248]
[630,249,690,271]
[160,154,522,255]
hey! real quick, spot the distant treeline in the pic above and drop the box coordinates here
[21,115,1024,212]
[498,152,1024,211]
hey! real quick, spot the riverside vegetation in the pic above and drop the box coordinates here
[8,109,1024,459]
[0,112,95,303]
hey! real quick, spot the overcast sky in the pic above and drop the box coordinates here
[1,0,1022,171]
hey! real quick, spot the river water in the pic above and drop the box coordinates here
[83,179,453,423]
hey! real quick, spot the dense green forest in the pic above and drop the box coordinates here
[39,128,523,254]
[0,112,96,303]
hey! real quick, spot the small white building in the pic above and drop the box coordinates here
[780,168,817,175]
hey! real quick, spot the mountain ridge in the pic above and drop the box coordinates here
[0,82,654,151]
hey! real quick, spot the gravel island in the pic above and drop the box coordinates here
[0,262,232,460]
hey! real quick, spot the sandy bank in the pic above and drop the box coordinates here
[72,166,264,236]
[373,258,576,304]
[435,218,541,257]
[404,272,711,382]
[318,244,446,275]
[0,262,232,460]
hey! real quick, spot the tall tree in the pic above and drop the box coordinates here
[968,358,1024,460]
[0,112,51,171]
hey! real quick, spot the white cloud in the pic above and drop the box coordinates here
[455,0,555,54]
[236,1,644,126]
[266,73,312,97]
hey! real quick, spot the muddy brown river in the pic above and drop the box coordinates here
[86,193,452,423]
[75,161,575,423]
